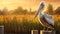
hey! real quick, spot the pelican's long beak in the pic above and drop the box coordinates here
[34,9,40,18]
[34,6,41,18]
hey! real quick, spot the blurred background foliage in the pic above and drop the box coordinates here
[0,4,60,34]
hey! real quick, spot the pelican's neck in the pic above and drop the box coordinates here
[39,11,44,18]
[40,9,44,15]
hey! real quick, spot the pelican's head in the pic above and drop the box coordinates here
[40,1,45,10]
[34,1,45,18]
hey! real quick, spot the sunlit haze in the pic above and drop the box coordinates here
[0,0,60,11]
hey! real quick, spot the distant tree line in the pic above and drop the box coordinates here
[44,4,60,15]
[0,7,36,15]
[0,4,60,15]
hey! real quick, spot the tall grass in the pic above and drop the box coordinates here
[0,15,43,34]
[0,15,60,34]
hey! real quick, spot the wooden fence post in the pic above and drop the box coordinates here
[31,30,38,34]
[0,25,4,34]
[40,30,55,34]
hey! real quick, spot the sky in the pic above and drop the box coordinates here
[0,0,60,11]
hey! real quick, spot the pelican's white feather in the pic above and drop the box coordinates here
[44,14,54,26]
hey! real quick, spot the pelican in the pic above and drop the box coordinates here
[35,1,54,30]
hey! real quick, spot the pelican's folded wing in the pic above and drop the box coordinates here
[44,14,54,26]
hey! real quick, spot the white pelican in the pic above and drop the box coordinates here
[35,1,54,30]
